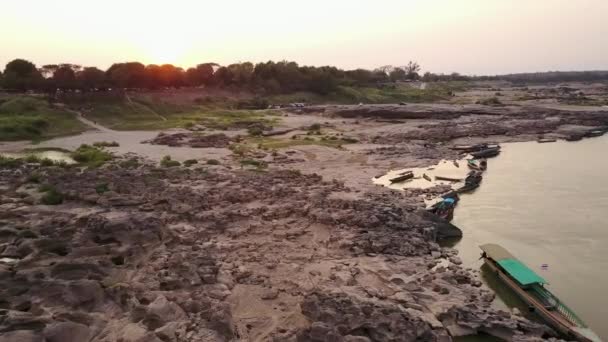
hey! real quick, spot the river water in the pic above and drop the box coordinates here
[452,136,608,339]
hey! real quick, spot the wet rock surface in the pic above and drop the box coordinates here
[0,158,563,341]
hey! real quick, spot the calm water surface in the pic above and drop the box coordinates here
[452,136,608,339]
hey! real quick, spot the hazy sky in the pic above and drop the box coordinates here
[2,0,607,75]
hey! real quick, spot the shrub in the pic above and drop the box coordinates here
[95,183,109,194]
[206,159,220,165]
[25,154,41,163]
[240,159,268,169]
[0,156,22,168]
[308,123,321,132]
[119,158,140,169]
[248,126,264,136]
[342,137,359,144]
[183,159,198,167]
[71,144,112,167]
[27,173,41,183]
[38,184,54,192]
[160,155,180,167]
[41,188,64,205]
[93,141,119,147]
[477,97,503,106]
[40,158,55,166]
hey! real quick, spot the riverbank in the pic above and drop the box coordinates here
[2,84,608,341]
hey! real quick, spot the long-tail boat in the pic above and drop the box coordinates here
[389,171,414,183]
[470,147,500,158]
[479,244,602,342]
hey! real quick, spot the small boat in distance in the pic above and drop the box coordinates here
[452,142,501,153]
[479,244,602,342]
[467,159,487,171]
[470,147,500,159]
[537,138,557,143]
[423,173,432,182]
[389,171,414,183]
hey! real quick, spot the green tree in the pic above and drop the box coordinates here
[3,59,42,91]
[77,67,106,90]
[389,68,406,82]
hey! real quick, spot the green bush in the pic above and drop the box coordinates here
[38,184,54,192]
[92,141,119,147]
[477,97,503,106]
[248,126,264,136]
[308,123,321,132]
[160,155,181,167]
[119,158,140,169]
[183,159,198,167]
[27,173,41,183]
[41,158,54,166]
[240,159,268,169]
[71,144,112,167]
[95,183,109,194]
[0,156,22,168]
[25,154,41,163]
[41,188,64,205]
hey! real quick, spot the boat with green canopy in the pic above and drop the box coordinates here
[479,244,602,342]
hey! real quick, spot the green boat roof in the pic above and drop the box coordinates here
[480,244,547,286]
[497,258,547,286]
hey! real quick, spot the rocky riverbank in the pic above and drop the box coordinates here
[0,155,560,342]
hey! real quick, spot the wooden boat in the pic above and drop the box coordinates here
[537,138,557,143]
[389,171,414,183]
[585,130,605,138]
[452,143,501,152]
[423,173,432,182]
[435,175,462,182]
[479,244,602,342]
[565,134,584,142]
[470,147,500,158]
[453,160,460,168]
[427,197,457,221]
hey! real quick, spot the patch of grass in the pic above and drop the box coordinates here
[93,141,119,147]
[119,157,140,169]
[160,155,180,167]
[22,147,71,153]
[0,96,87,141]
[476,97,503,106]
[183,159,198,167]
[247,136,356,149]
[83,97,280,131]
[95,183,110,194]
[38,183,55,193]
[26,173,41,183]
[264,83,461,105]
[240,159,268,170]
[247,126,264,136]
[0,156,21,168]
[71,144,112,167]
[40,187,64,205]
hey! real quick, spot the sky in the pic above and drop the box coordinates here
[2,0,607,75]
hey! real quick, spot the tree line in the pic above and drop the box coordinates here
[0,59,422,95]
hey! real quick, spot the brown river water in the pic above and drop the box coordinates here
[451,135,608,340]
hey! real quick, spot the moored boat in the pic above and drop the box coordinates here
[537,138,557,143]
[389,171,414,183]
[467,159,487,171]
[470,147,500,158]
[427,197,457,221]
[479,244,602,342]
